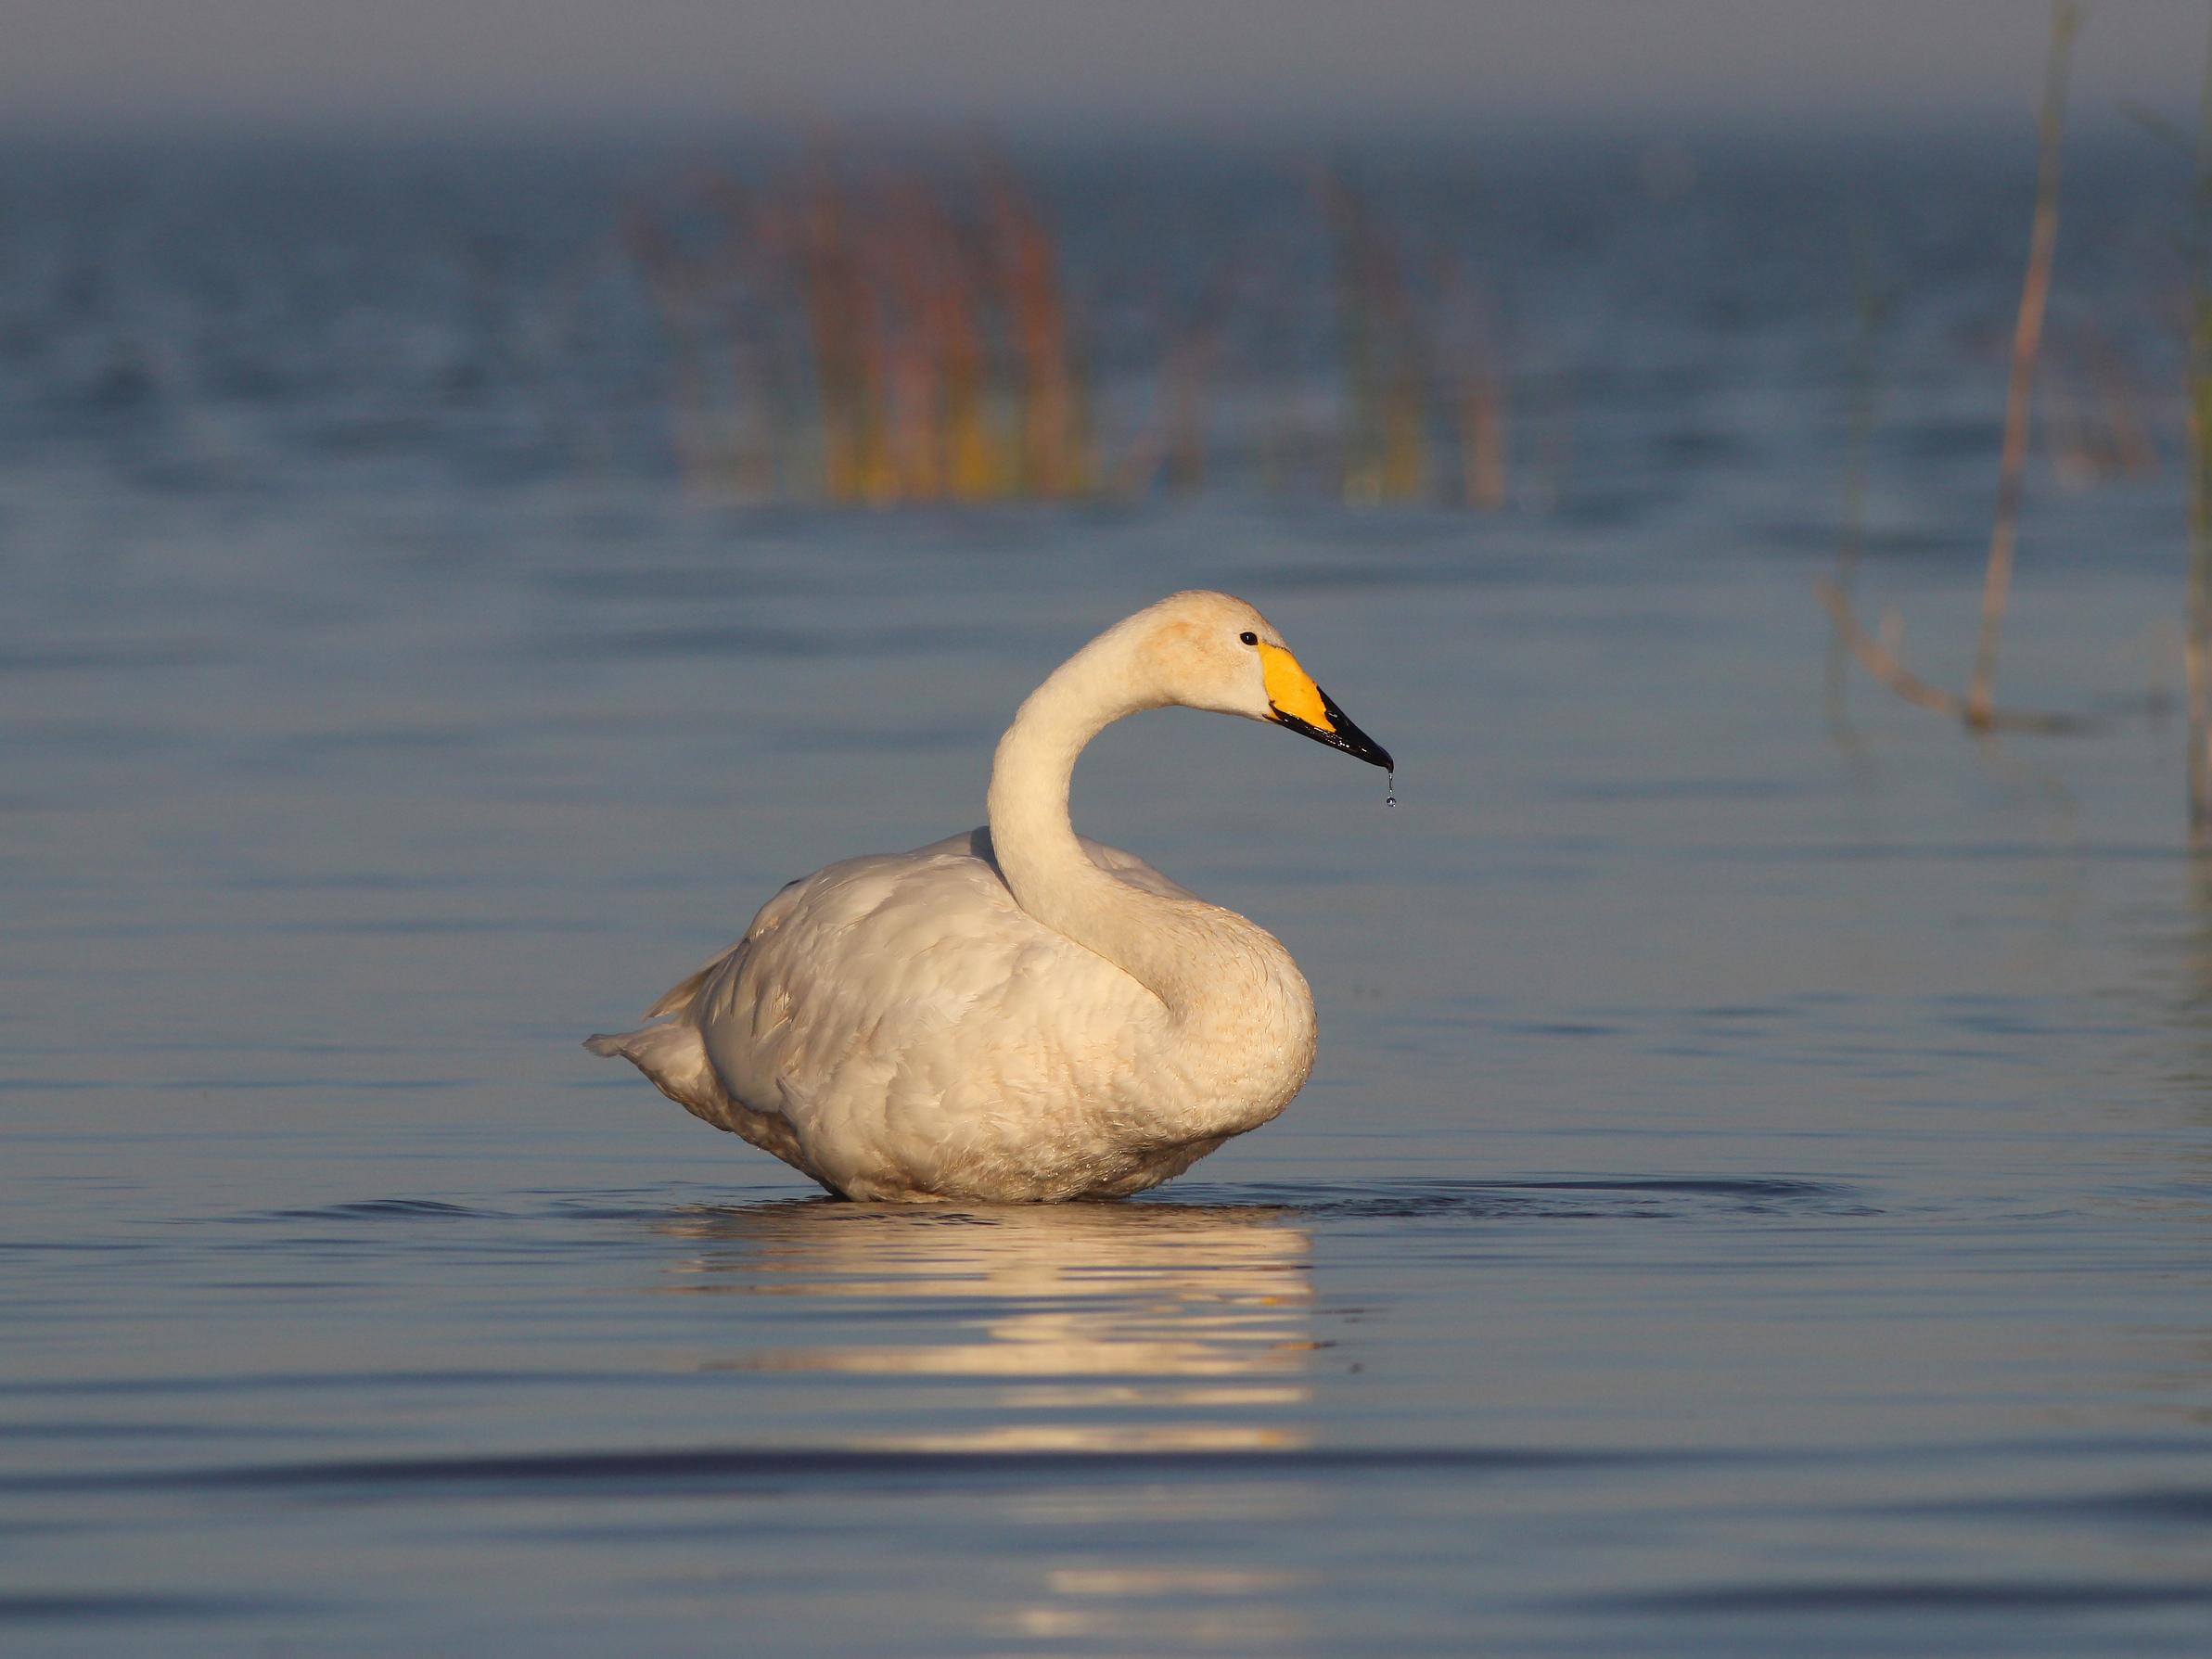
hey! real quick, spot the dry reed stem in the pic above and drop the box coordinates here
[1968,0,2080,726]
[2186,3,2212,836]
[1319,172,1382,502]
[1323,175,1374,500]
[1174,259,1247,496]
[622,205,725,496]
[1374,237,1426,501]
[987,171,1081,497]
[1813,576,2094,733]
[697,178,790,498]
[792,166,872,499]
[1439,253,1509,510]
[2191,293,2212,827]
[1112,255,1243,500]
[1321,172,1431,504]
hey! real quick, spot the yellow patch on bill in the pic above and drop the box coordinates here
[1258,643,1330,727]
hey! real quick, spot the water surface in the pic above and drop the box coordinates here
[5,139,2211,1655]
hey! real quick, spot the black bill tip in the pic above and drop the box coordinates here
[1270,684,1394,772]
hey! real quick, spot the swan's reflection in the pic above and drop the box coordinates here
[650,1197,1316,1450]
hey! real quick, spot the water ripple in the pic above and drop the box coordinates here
[8,1443,1699,1499]
[0,1593,323,1625]
[1165,1178,1873,1220]
[1583,1579,2212,1614]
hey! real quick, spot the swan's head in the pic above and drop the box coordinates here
[1129,591,1393,771]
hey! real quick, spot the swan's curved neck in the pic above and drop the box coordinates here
[984,613,1318,1142]
[985,628,1207,1005]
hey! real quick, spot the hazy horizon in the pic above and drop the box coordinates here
[6,1,2212,143]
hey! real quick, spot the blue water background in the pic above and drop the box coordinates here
[4,136,2210,1654]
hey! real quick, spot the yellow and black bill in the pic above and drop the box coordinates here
[1258,643,1394,771]
[1270,684,1393,770]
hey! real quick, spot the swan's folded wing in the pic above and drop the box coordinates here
[643,874,813,1018]
[694,843,1020,1116]
[696,836,1156,1147]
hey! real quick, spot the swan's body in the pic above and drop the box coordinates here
[586,590,1391,1203]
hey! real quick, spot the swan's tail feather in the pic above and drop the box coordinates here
[584,1017,823,1182]
[583,1021,728,1120]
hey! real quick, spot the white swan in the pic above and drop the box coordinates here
[585,590,1391,1203]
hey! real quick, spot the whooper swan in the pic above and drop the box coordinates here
[585,590,1392,1202]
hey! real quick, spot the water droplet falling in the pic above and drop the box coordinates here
[1386,773,1397,808]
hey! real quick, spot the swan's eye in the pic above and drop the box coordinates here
[1239,631,1258,645]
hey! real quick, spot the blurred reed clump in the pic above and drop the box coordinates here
[624,150,1081,504]
[616,147,1530,509]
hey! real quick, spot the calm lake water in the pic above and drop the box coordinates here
[6,137,2212,1654]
